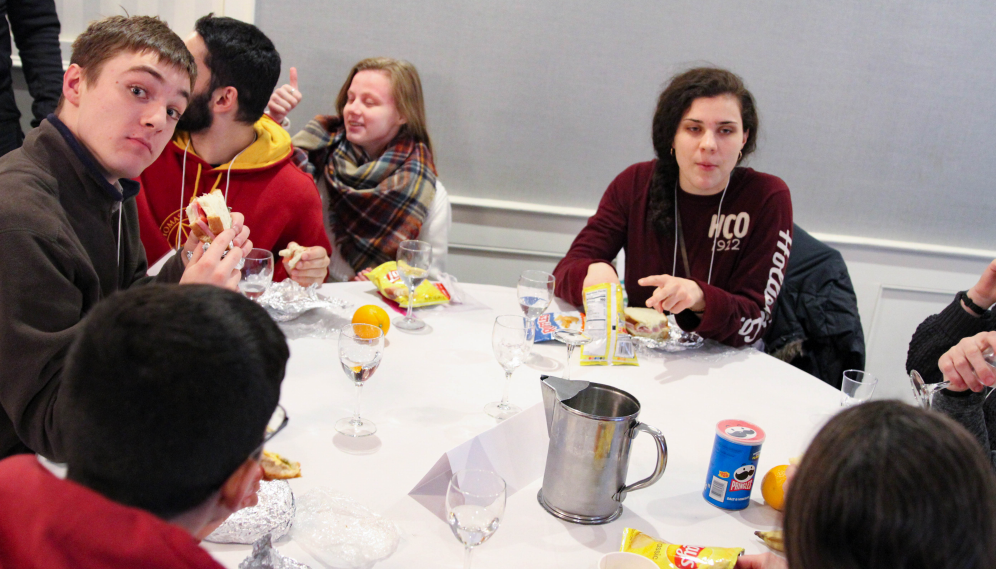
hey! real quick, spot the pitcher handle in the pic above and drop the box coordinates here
[613,422,668,502]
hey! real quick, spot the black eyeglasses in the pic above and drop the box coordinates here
[252,404,288,458]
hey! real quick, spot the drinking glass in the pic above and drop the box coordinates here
[517,270,555,327]
[840,369,878,407]
[446,469,506,569]
[553,328,591,380]
[486,315,534,420]
[335,323,384,437]
[910,347,996,409]
[239,248,274,301]
[393,240,432,332]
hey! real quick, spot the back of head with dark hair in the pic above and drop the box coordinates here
[646,67,759,235]
[785,400,996,569]
[194,14,281,124]
[61,285,289,519]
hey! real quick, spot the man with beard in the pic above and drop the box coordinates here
[136,14,330,285]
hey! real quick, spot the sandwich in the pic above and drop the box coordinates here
[260,450,301,480]
[185,189,232,244]
[623,307,670,342]
[278,241,308,270]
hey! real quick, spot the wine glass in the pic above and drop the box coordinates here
[910,347,996,409]
[840,369,878,407]
[393,240,432,332]
[239,248,274,301]
[486,315,534,420]
[335,323,384,437]
[517,270,555,328]
[446,469,506,569]
[553,328,591,380]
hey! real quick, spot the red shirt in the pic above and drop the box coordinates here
[136,116,331,282]
[554,161,793,347]
[0,455,223,569]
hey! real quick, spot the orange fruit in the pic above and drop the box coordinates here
[761,464,790,511]
[352,305,390,337]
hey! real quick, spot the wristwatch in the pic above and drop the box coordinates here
[958,290,988,316]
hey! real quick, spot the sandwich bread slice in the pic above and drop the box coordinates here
[623,307,670,342]
[185,189,232,244]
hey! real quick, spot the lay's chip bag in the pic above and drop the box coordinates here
[368,261,451,309]
[580,283,637,366]
[620,528,743,569]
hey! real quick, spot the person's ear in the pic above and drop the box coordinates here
[217,458,262,512]
[62,64,84,107]
[212,86,239,115]
[741,129,749,147]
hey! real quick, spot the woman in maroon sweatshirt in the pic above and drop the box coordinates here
[553,68,792,347]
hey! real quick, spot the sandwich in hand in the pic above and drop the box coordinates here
[185,189,232,244]
[278,241,308,270]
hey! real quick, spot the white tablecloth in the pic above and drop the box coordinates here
[204,281,842,568]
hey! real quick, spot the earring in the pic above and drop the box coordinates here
[670,148,674,157]
[738,151,743,161]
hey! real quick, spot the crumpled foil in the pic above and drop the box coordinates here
[205,480,295,544]
[633,314,705,353]
[259,280,352,322]
[291,488,400,569]
[239,535,311,569]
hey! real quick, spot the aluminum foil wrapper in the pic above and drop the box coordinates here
[205,480,295,544]
[291,488,400,569]
[239,535,311,569]
[259,281,352,322]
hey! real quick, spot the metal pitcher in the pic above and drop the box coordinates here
[537,375,668,524]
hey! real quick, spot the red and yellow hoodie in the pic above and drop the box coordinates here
[137,115,331,282]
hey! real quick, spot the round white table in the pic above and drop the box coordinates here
[204,281,842,568]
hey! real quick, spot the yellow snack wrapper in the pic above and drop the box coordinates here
[580,283,637,366]
[368,261,451,308]
[620,528,743,569]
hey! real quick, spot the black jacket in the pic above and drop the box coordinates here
[0,117,184,460]
[763,225,865,388]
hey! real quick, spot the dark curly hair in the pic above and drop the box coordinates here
[646,67,759,235]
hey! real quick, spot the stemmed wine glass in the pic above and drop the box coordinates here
[239,248,274,301]
[335,323,384,437]
[446,469,506,569]
[910,347,996,409]
[394,240,432,332]
[553,328,591,380]
[516,270,555,328]
[486,315,534,420]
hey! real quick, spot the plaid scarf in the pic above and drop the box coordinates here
[292,116,436,272]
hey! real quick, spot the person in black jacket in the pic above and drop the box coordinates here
[907,259,996,470]
[0,0,64,156]
[763,224,865,388]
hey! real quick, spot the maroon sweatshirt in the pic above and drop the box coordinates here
[553,161,793,347]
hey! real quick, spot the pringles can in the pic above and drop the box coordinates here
[703,419,765,510]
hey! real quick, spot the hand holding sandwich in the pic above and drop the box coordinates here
[178,211,253,290]
[279,241,329,287]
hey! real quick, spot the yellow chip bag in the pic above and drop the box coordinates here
[580,283,637,366]
[620,528,743,569]
[367,261,451,308]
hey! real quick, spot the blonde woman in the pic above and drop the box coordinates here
[286,58,436,281]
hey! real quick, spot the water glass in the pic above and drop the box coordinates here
[335,323,384,437]
[517,270,555,325]
[394,240,432,332]
[553,328,591,380]
[486,315,534,420]
[239,248,274,301]
[840,369,877,407]
[446,469,506,569]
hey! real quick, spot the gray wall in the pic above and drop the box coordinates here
[261,3,989,250]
